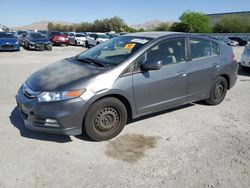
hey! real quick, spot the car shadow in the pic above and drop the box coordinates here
[127,103,194,124]
[10,107,72,143]
[238,64,250,76]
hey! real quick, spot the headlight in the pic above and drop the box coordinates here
[37,89,85,102]
[15,41,19,44]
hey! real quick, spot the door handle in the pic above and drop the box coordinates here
[212,64,220,69]
[177,71,187,77]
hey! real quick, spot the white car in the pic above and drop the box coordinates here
[85,33,110,48]
[228,40,239,47]
[68,32,87,46]
[241,44,250,70]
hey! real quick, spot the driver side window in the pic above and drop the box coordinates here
[134,38,186,72]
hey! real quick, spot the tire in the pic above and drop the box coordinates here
[205,76,228,105]
[96,42,100,45]
[25,42,29,50]
[40,45,45,51]
[45,45,52,51]
[84,97,127,141]
[85,41,89,48]
[75,40,78,46]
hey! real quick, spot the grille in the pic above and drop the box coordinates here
[1,44,14,49]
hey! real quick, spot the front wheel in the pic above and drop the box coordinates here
[205,76,228,105]
[84,97,127,141]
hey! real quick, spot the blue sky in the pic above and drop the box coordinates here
[1,0,250,27]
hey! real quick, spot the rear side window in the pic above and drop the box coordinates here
[211,41,220,55]
[190,38,211,59]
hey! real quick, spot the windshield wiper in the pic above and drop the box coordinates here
[75,57,106,68]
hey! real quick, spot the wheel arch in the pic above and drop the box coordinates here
[220,74,230,90]
[88,94,133,120]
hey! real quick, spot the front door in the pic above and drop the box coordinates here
[132,37,188,115]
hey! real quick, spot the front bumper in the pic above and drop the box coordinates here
[76,40,86,46]
[15,87,88,135]
[29,43,51,51]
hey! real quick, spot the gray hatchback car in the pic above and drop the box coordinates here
[16,32,238,141]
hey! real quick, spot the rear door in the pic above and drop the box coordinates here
[186,37,221,101]
[132,37,188,115]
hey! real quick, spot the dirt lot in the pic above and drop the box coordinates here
[0,46,249,188]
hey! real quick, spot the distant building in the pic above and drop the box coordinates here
[206,11,250,26]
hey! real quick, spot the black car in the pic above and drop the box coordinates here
[228,37,248,46]
[19,33,28,46]
[23,32,52,51]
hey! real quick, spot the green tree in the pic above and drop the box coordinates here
[170,11,212,33]
[213,16,250,33]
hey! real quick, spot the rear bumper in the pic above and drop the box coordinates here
[229,61,239,89]
[15,86,89,136]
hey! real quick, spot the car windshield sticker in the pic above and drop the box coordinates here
[124,43,136,49]
[131,38,149,44]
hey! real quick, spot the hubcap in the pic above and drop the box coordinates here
[94,107,120,132]
[215,82,224,99]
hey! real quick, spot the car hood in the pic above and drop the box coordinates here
[26,58,107,91]
[30,38,50,43]
[0,38,17,44]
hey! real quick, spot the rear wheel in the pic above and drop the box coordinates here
[84,97,127,141]
[85,41,89,48]
[205,76,227,105]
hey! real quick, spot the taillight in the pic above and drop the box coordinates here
[232,52,236,62]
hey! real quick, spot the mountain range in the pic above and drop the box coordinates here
[9,20,175,31]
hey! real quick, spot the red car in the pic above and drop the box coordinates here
[49,31,69,46]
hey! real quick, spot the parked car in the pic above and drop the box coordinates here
[37,30,50,39]
[241,44,250,70]
[18,32,29,46]
[228,37,247,46]
[23,32,52,51]
[106,32,118,38]
[215,36,239,46]
[68,32,87,46]
[85,32,110,47]
[49,31,69,46]
[0,32,20,51]
[16,32,238,141]
[16,30,28,38]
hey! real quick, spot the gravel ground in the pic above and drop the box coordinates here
[0,46,249,188]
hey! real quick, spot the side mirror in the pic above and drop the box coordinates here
[141,60,162,71]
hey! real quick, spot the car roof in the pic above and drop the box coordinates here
[125,32,186,39]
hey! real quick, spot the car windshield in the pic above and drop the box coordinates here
[0,32,14,38]
[17,31,27,35]
[245,44,250,52]
[77,36,152,66]
[39,31,47,34]
[76,34,85,37]
[30,33,46,39]
[97,34,110,39]
[51,32,61,35]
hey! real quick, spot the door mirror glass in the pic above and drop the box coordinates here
[141,60,162,71]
